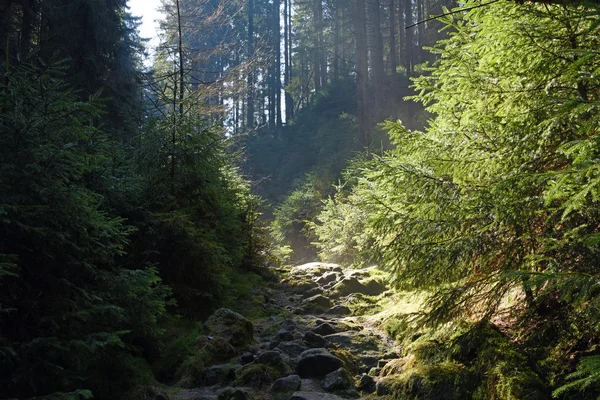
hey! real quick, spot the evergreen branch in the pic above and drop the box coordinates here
[406,0,501,29]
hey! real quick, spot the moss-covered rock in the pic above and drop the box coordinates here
[235,363,282,388]
[204,308,254,349]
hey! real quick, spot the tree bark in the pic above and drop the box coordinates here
[356,0,369,146]
[389,0,397,75]
[247,0,255,128]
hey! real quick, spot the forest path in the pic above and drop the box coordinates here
[172,261,399,400]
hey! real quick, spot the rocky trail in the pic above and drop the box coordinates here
[170,262,402,400]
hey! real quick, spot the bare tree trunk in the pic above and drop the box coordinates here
[333,3,340,81]
[389,0,397,75]
[247,0,255,128]
[404,0,413,77]
[275,0,282,130]
[313,0,322,91]
[356,0,369,146]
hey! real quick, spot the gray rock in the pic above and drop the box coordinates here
[276,339,308,357]
[202,364,236,386]
[240,352,255,364]
[326,305,351,315]
[218,387,249,400]
[331,277,366,296]
[270,374,302,393]
[255,350,292,375]
[290,392,346,400]
[316,272,341,286]
[359,354,379,369]
[297,348,343,378]
[302,331,331,348]
[312,323,336,336]
[356,374,376,393]
[204,309,254,348]
[271,328,295,347]
[323,368,354,392]
[302,287,324,299]
[301,294,333,310]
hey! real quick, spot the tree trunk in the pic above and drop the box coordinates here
[356,0,369,146]
[389,0,397,75]
[404,0,413,77]
[247,0,255,128]
[275,0,282,130]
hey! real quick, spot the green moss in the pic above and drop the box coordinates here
[330,348,361,375]
[234,364,282,388]
[381,361,476,400]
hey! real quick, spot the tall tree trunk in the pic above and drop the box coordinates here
[333,3,340,81]
[275,0,282,130]
[313,0,322,91]
[404,0,413,77]
[284,0,292,121]
[288,0,294,118]
[356,0,369,146]
[367,0,384,118]
[389,0,397,75]
[247,0,255,128]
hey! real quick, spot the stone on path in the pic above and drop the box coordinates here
[301,294,333,310]
[326,305,351,315]
[356,374,376,393]
[303,331,331,348]
[204,308,254,348]
[217,387,249,400]
[330,277,366,297]
[297,348,343,378]
[302,287,324,299]
[312,322,336,336]
[323,367,354,392]
[255,350,292,376]
[270,374,302,393]
[276,339,308,357]
[290,392,346,400]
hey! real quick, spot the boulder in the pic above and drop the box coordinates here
[204,308,254,348]
[301,294,333,311]
[302,331,331,349]
[202,364,237,386]
[255,350,292,376]
[312,323,336,336]
[323,368,354,392]
[297,348,343,378]
[331,278,366,297]
[356,374,376,393]
[302,287,324,299]
[272,328,295,346]
[270,374,302,393]
[235,363,280,388]
[316,272,341,286]
[326,305,351,315]
[240,352,255,364]
[276,340,308,357]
